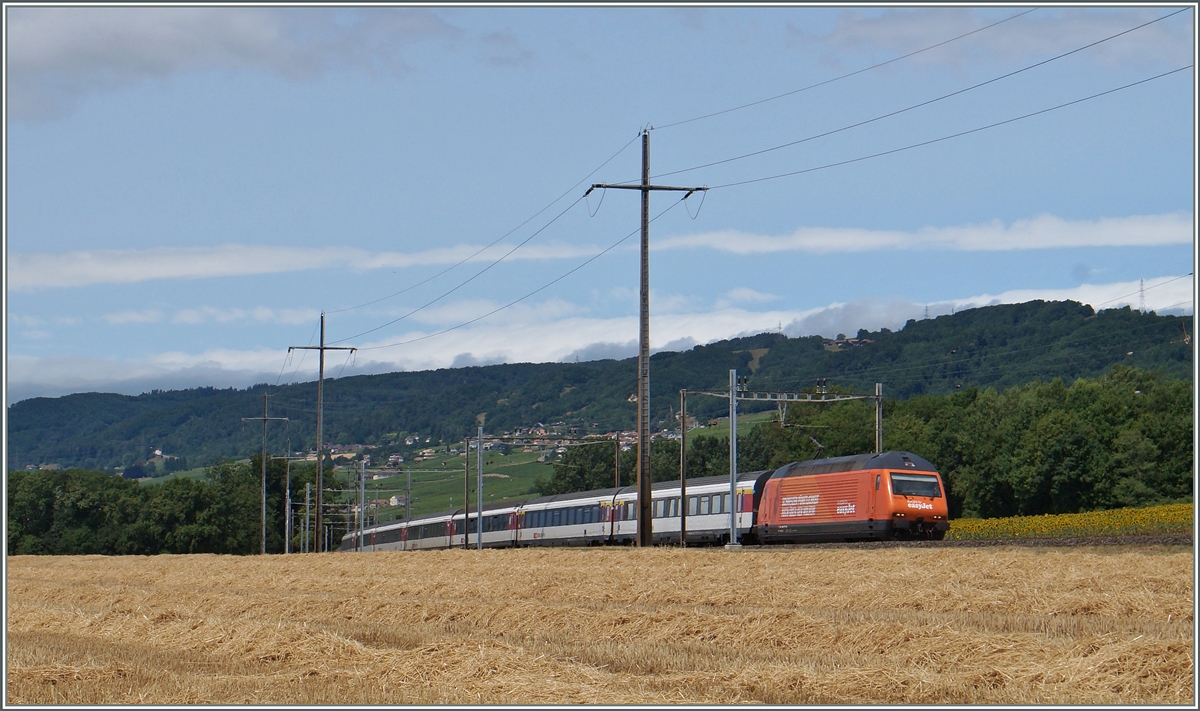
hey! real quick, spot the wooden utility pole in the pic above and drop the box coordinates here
[242,394,287,555]
[463,436,470,550]
[614,434,620,489]
[679,389,687,547]
[588,130,707,547]
[289,311,356,552]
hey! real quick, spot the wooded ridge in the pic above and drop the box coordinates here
[7,300,1192,473]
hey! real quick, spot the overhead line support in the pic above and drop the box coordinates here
[288,311,357,552]
[590,130,707,548]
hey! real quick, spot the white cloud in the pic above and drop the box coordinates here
[716,287,780,309]
[170,306,319,326]
[102,309,162,324]
[6,242,608,291]
[658,212,1193,255]
[7,277,1191,404]
[6,7,460,121]
[11,213,1185,292]
[948,274,1195,316]
[800,8,1192,71]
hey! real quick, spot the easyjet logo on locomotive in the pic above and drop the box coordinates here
[907,500,934,510]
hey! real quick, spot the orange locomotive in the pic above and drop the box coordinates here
[754,451,949,543]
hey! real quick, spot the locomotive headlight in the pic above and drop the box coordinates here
[892,512,905,518]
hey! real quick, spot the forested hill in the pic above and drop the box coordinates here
[7,300,1193,472]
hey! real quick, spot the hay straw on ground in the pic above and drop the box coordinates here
[6,546,1193,705]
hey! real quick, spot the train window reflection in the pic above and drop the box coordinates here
[890,473,941,497]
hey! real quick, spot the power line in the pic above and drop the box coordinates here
[1092,273,1193,309]
[326,134,640,315]
[654,7,1041,130]
[651,8,1189,182]
[706,65,1192,191]
[356,194,693,352]
[328,194,587,345]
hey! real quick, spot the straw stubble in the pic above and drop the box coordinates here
[6,546,1193,705]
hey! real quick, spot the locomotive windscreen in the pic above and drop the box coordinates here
[890,473,941,497]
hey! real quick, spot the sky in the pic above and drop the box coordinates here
[4,4,1196,406]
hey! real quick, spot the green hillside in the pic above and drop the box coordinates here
[7,301,1192,473]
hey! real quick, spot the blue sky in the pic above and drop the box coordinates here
[4,4,1196,405]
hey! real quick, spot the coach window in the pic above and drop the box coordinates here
[713,495,723,515]
[670,497,679,517]
[688,496,698,516]
[550,509,560,527]
[724,493,733,513]
[699,496,710,515]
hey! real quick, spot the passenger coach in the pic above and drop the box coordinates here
[339,450,948,551]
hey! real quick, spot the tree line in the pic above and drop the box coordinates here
[540,366,1192,519]
[7,366,1191,554]
[6,457,323,556]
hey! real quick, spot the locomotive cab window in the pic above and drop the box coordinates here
[890,473,942,497]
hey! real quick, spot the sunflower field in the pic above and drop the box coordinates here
[946,502,1193,540]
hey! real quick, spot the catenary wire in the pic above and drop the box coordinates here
[705,65,1192,191]
[356,195,693,352]
[328,194,588,345]
[325,133,640,315]
[654,7,1041,130]
[650,8,1189,182]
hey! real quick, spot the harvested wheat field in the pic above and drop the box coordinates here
[5,545,1194,705]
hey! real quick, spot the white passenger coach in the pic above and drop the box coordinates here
[340,472,771,552]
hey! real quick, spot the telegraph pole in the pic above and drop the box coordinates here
[614,434,621,488]
[679,389,687,547]
[727,370,740,549]
[477,426,484,550]
[242,394,288,555]
[588,129,707,547]
[289,311,356,552]
[464,437,470,550]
